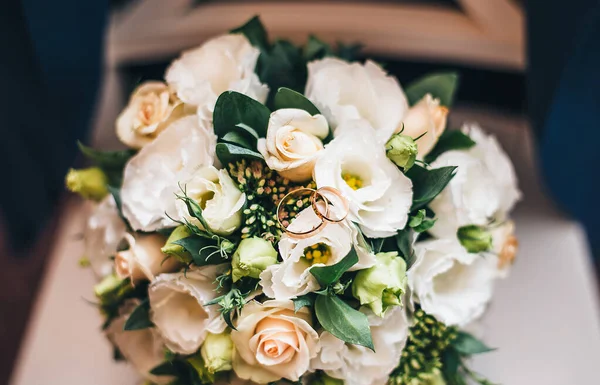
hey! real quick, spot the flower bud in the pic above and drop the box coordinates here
[231,237,278,282]
[65,167,109,201]
[352,251,407,317]
[200,331,233,374]
[93,273,124,299]
[385,133,418,171]
[161,225,193,263]
[186,354,214,384]
[457,225,492,253]
[408,369,447,385]
[314,373,344,385]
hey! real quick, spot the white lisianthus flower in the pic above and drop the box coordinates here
[313,120,413,238]
[305,57,408,143]
[428,124,521,240]
[311,306,409,385]
[165,34,269,120]
[231,300,320,384]
[114,233,179,283]
[106,300,171,384]
[260,207,375,300]
[148,265,227,355]
[257,108,329,182]
[84,196,126,278]
[116,81,186,149]
[408,239,497,326]
[398,93,448,159]
[121,115,217,232]
[174,166,246,235]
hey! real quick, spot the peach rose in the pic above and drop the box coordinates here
[114,233,179,283]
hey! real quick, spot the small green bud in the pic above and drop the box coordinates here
[65,167,109,201]
[407,369,446,385]
[200,331,233,374]
[314,373,344,385]
[93,273,123,298]
[385,133,418,171]
[457,225,492,253]
[161,225,193,263]
[231,237,278,282]
[352,251,407,317]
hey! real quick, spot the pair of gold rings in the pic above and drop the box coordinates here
[277,187,350,239]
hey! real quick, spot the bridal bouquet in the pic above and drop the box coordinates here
[66,16,520,385]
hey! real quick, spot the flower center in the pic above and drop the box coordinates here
[303,243,331,265]
[342,173,363,190]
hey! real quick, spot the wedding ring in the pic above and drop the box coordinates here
[277,188,328,239]
[311,186,349,223]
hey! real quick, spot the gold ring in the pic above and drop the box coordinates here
[277,188,328,239]
[310,186,349,223]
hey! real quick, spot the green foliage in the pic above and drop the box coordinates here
[408,209,437,233]
[214,91,270,139]
[231,15,269,51]
[273,87,321,115]
[395,228,416,268]
[442,332,497,385]
[293,293,316,313]
[216,142,264,165]
[173,236,228,266]
[451,331,495,355]
[95,277,149,331]
[77,142,135,186]
[123,298,152,330]
[407,165,457,211]
[424,130,476,163]
[405,72,459,107]
[314,294,374,350]
[310,247,359,287]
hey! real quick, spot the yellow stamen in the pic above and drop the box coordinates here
[303,243,331,265]
[342,173,363,190]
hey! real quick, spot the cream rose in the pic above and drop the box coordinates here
[114,233,179,283]
[106,300,171,384]
[165,34,269,120]
[399,93,448,158]
[313,120,413,238]
[116,81,186,149]
[174,166,245,235]
[149,265,227,354]
[311,307,409,385]
[231,300,320,383]
[121,115,217,232]
[306,57,408,143]
[260,207,375,300]
[408,239,497,326]
[257,108,329,182]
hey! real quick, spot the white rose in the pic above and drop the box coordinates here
[174,166,246,235]
[148,265,227,354]
[257,108,329,182]
[306,57,408,143]
[398,93,448,159]
[116,81,186,149]
[114,233,179,283]
[260,207,375,300]
[231,300,320,384]
[311,306,409,385]
[84,196,126,278]
[407,239,497,326]
[428,124,521,240]
[314,120,413,238]
[121,115,217,232]
[106,300,171,384]
[165,34,269,120]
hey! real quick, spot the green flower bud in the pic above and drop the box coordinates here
[385,133,418,171]
[231,237,278,282]
[65,167,109,201]
[200,331,233,374]
[314,373,344,385]
[352,251,407,317]
[161,225,193,263]
[93,273,123,298]
[186,354,214,384]
[457,225,492,253]
[406,369,447,385]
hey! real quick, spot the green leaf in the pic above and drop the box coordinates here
[123,299,152,330]
[413,218,436,233]
[235,123,260,141]
[315,294,374,350]
[451,331,495,355]
[78,142,136,170]
[230,15,269,52]
[425,130,476,163]
[336,42,363,62]
[405,72,459,107]
[408,209,436,233]
[216,142,264,165]
[293,294,316,313]
[310,247,359,287]
[395,228,416,267]
[274,87,320,115]
[442,348,464,385]
[303,35,333,61]
[213,91,271,139]
[173,236,225,266]
[407,165,457,210]
[221,131,253,149]
[259,40,307,105]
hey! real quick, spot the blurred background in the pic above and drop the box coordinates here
[1,0,599,384]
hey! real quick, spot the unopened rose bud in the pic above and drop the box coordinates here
[385,133,418,171]
[93,273,124,299]
[314,373,344,385]
[352,251,407,317]
[231,237,278,282]
[457,225,492,253]
[200,331,233,374]
[161,225,193,263]
[65,167,109,201]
